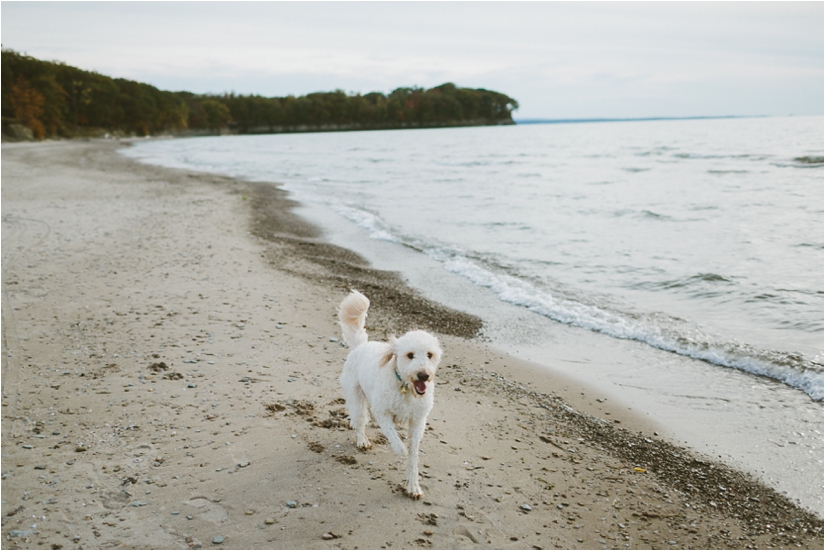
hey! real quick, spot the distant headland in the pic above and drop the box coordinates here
[1,49,518,141]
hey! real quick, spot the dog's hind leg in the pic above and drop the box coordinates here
[344,383,372,449]
[404,417,427,499]
[374,412,408,458]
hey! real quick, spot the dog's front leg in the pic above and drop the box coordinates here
[374,413,408,457]
[405,418,427,499]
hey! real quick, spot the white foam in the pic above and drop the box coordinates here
[330,204,402,244]
[435,252,824,400]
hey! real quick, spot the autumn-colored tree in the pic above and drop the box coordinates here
[10,76,46,138]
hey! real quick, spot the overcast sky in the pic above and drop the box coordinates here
[2,1,822,119]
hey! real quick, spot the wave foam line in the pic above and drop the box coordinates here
[438,254,824,401]
[331,204,402,243]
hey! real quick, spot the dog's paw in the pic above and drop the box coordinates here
[356,436,372,450]
[405,486,423,500]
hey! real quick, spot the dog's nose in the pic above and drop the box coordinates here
[416,372,429,382]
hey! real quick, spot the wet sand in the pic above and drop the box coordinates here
[1,139,822,549]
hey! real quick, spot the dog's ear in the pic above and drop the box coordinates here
[379,349,395,368]
[379,337,397,368]
[431,342,443,365]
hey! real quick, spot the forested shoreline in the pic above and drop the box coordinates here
[1,49,518,140]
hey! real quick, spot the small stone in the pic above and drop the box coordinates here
[286,500,297,508]
[264,518,275,525]
[75,445,88,452]
[34,465,47,470]
[520,504,532,512]
[171,511,180,515]
[212,536,225,544]
[9,529,31,537]
[129,501,147,507]
[423,530,433,536]
[244,510,254,515]
[22,445,33,449]
[322,533,335,540]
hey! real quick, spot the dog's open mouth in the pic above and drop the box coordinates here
[413,380,427,395]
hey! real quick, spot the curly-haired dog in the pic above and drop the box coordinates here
[338,290,442,499]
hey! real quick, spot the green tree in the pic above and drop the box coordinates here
[2,49,518,139]
[201,99,231,130]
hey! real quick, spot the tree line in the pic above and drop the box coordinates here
[1,49,518,140]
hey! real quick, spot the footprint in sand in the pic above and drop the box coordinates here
[185,497,229,524]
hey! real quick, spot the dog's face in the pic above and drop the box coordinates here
[389,330,442,397]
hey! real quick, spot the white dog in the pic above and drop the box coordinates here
[337,290,442,499]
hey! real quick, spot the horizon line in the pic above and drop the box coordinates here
[513,115,777,125]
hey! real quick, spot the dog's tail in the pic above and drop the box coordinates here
[338,290,370,349]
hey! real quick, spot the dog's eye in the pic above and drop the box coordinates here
[427,352,433,359]
[407,352,414,360]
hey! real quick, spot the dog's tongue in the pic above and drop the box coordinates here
[413,380,427,394]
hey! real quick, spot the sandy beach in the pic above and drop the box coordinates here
[2,140,822,550]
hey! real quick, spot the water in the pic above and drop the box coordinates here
[124,116,824,399]
[122,116,824,514]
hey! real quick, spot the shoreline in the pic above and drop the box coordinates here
[283,154,823,516]
[2,139,822,549]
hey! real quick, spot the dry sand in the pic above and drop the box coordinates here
[1,139,822,550]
